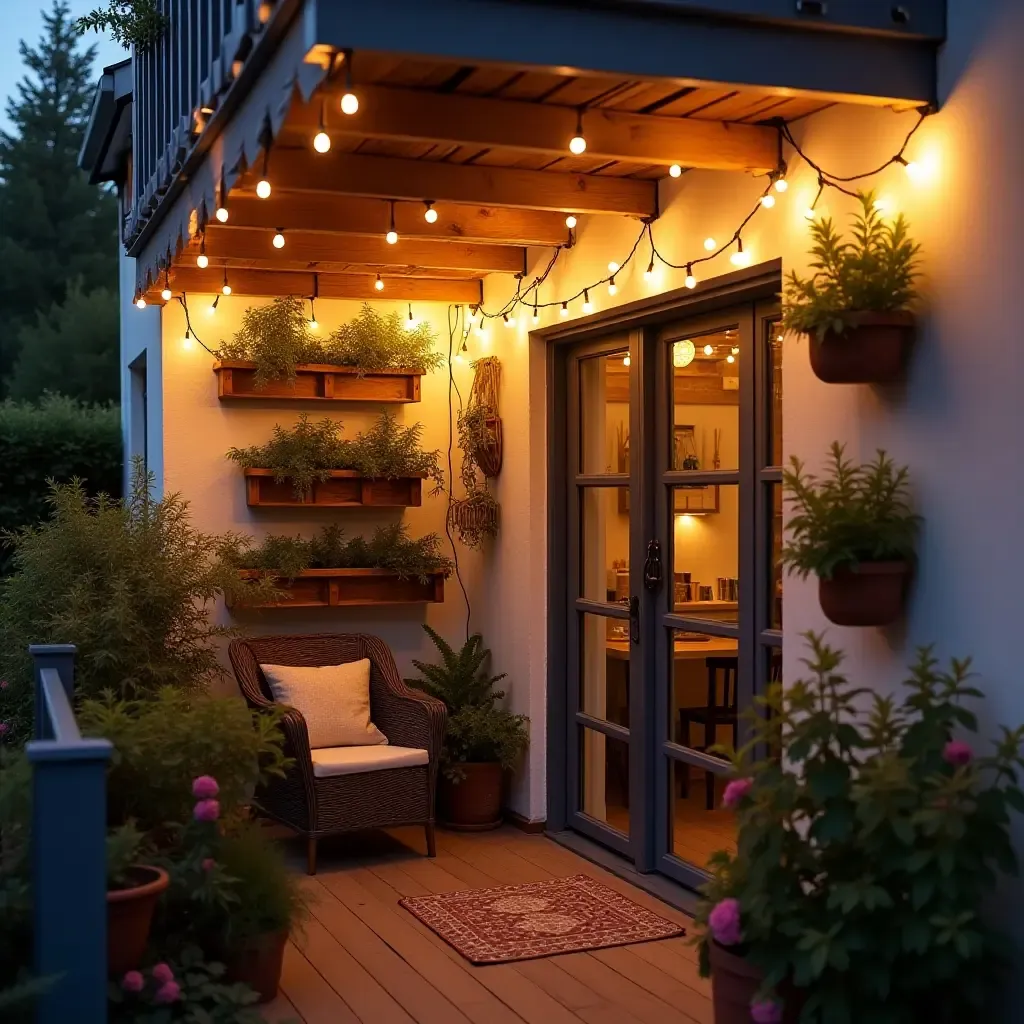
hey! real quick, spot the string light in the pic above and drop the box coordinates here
[502,312,514,328]
[374,273,384,291]
[207,294,220,314]
[385,201,398,245]
[532,303,539,325]
[608,277,617,296]
[582,289,593,314]
[404,303,418,330]
[196,234,208,268]
[215,175,229,221]
[644,258,654,281]
[684,264,696,289]
[160,270,172,302]
[703,343,714,356]
[560,301,569,318]
[731,346,739,355]
[669,164,682,178]
[726,353,735,364]
[565,214,577,230]
[730,238,751,267]
[215,205,229,222]
[182,329,194,351]
[313,100,331,153]
[468,305,478,324]
[221,269,231,295]
[622,353,631,367]
[760,192,776,209]
[775,175,788,193]
[423,201,438,224]
[703,237,716,251]
[804,176,826,220]
[608,262,619,274]
[135,295,147,309]
[340,49,359,115]
[569,108,587,155]
[255,149,271,199]
[272,230,286,248]
[309,280,319,329]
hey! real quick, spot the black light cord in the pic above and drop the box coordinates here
[444,303,472,639]
[176,294,218,356]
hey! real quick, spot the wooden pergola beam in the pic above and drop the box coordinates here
[153,268,481,304]
[215,195,569,247]
[199,226,526,274]
[303,84,777,173]
[243,151,658,217]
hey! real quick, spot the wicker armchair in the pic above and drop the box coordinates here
[229,633,446,874]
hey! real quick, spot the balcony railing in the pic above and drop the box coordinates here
[26,645,112,1024]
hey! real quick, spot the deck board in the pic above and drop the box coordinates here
[264,827,710,1024]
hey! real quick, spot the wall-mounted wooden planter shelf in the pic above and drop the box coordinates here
[230,569,445,608]
[214,361,423,403]
[244,469,424,508]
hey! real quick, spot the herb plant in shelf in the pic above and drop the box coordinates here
[782,442,920,626]
[782,191,921,384]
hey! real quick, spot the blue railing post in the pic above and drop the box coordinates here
[26,644,112,1024]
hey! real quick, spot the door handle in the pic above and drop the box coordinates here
[643,539,663,592]
[629,595,640,644]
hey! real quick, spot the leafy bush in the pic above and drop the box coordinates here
[228,523,454,585]
[407,626,528,779]
[0,396,121,573]
[782,442,919,580]
[227,412,445,499]
[76,1,167,49]
[781,191,921,339]
[218,298,443,387]
[0,462,278,743]
[695,633,1024,1024]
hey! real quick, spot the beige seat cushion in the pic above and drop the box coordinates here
[260,659,387,749]
[310,745,429,779]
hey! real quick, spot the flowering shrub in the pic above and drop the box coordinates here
[696,632,1024,1023]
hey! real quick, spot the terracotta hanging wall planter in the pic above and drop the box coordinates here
[107,865,170,976]
[818,561,911,627]
[809,312,916,385]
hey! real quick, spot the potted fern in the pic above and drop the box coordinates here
[782,191,921,384]
[406,627,529,830]
[782,443,920,626]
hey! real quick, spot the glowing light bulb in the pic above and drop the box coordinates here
[608,278,617,296]
[222,282,231,296]
[582,289,593,314]
[703,237,716,251]
[684,264,696,289]
[374,274,384,291]
[731,346,739,355]
[182,331,194,351]
[760,193,776,209]
[207,296,219,315]
[135,297,147,309]
[272,231,285,248]
[161,286,172,301]
[385,229,398,245]
[804,206,817,221]
[532,307,539,325]
[309,319,319,331]
[565,214,577,230]
[673,339,695,368]
[560,302,569,318]
[405,304,417,330]
[503,313,515,328]
[903,159,922,182]
[774,176,788,193]
[569,134,587,155]
[608,262,619,274]
[313,130,331,153]
[215,206,229,222]
[622,354,631,367]
[669,164,682,178]
[726,354,735,364]
[730,240,751,268]
[644,260,654,282]
[255,179,271,199]
[340,92,359,115]
[424,202,438,224]
[703,343,714,356]
[196,253,209,269]
[467,306,477,324]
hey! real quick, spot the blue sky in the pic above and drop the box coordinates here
[1,0,128,132]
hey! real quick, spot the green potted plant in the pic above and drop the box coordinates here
[406,626,528,829]
[696,633,1024,1024]
[782,191,921,384]
[782,442,919,626]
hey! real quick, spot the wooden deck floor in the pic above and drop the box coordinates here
[261,825,711,1024]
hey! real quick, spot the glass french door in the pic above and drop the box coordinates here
[561,299,781,885]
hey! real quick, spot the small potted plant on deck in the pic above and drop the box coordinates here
[782,442,919,626]
[782,191,921,384]
[696,633,1024,1024]
[407,626,528,830]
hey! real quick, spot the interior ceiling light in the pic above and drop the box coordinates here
[673,339,695,368]
[703,343,714,356]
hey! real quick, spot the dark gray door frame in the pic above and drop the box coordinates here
[545,261,781,875]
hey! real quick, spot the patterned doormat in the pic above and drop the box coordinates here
[399,873,685,964]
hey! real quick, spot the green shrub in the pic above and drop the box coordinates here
[0,396,121,573]
[227,412,445,499]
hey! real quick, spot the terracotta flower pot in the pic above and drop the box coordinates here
[107,865,169,976]
[709,942,802,1024]
[225,929,289,1003]
[818,561,910,626]
[438,762,503,831]
[809,311,915,384]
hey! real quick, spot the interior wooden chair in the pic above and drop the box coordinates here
[229,633,446,874]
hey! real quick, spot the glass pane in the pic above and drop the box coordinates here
[580,351,630,475]
[669,629,740,761]
[580,727,630,835]
[671,484,738,621]
[768,322,783,468]
[670,759,736,870]
[580,613,630,729]
[580,487,630,603]
[768,483,783,630]
[670,327,740,473]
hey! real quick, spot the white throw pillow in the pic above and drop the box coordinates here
[260,659,388,750]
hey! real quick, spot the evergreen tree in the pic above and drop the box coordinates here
[0,0,119,394]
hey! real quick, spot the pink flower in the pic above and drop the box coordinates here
[151,963,175,985]
[154,981,181,1004]
[193,799,220,822]
[192,775,220,799]
[0,723,8,737]
[943,741,972,767]
[120,971,144,993]
[708,898,743,947]
[722,778,753,809]
[0,679,8,690]
[202,858,216,873]
[750,999,784,1024]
